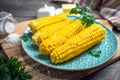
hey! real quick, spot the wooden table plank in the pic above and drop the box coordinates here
[114,67,120,80]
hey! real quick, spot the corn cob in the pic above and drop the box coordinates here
[32,31,41,46]
[39,20,74,41]
[40,20,86,56]
[32,20,74,46]
[50,24,106,64]
[28,14,67,33]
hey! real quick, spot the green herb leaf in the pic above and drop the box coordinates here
[21,31,33,42]
[89,50,101,57]
[81,14,95,27]
[20,34,29,42]
[69,3,95,27]
[84,7,91,13]
[27,31,33,38]
[0,56,32,80]
[76,3,82,8]
[31,44,39,50]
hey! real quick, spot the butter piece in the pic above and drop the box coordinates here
[62,4,76,14]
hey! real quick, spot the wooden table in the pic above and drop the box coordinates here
[0,0,120,80]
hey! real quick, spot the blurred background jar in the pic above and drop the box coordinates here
[0,11,15,36]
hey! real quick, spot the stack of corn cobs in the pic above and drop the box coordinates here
[28,14,106,64]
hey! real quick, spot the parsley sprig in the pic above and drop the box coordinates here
[0,56,32,80]
[20,34,29,42]
[89,50,101,57]
[20,31,33,42]
[70,4,95,27]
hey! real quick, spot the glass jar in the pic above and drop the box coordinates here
[0,11,15,36]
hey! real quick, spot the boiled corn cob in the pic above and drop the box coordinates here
[28,14,67,33]
[32,20,74,46]
[40,20,86,56]
[32,31,41,46]
[50,24,106,64]
[39,20,74,41]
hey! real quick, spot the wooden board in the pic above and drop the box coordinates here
[0,20,120,80]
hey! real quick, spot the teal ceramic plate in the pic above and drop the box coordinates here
[21,22,118,71]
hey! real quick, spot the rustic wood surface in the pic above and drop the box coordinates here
[0,0,120,80]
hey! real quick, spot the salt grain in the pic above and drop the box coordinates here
[4,33,20,44]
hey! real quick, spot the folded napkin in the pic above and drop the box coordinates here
[100,7,120,31]
[53,0,120,30]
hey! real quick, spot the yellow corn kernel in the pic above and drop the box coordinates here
[32,20,74,46]
[40,20,86,56]
[28,14,67,33]
[39,20,74,41]
[50,24,106,64]
[32,31,41,46]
